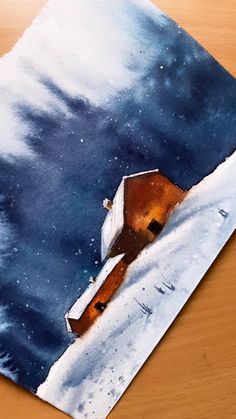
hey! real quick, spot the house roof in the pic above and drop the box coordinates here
[101,178,125,261]
[101,169,159,260]
[65,253,124,331]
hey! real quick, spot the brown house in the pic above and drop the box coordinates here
[65,170,186,336]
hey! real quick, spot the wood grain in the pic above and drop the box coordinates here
[0,1,235,418]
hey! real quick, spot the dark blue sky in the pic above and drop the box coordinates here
[0,2,235,392]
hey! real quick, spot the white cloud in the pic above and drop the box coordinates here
[5,0,163,104]
[0,104,33,160]
[0,306,11,333]
[0,0,165,159]
[0,201,14,267]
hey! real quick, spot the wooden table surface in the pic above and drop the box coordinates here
[0,1,235,418]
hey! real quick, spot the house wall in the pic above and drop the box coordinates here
[125,172,185,234]
[109,172,186,261]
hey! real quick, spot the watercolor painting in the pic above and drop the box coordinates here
[0,0,235,418]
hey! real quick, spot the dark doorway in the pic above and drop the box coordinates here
[147,219,163,235]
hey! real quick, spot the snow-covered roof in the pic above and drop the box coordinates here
[126,168,159,178]
[101,178,125,261]
[65,254,124,331]
[101,169,159,260]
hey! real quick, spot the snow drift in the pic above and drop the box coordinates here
[37,152,236,419]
